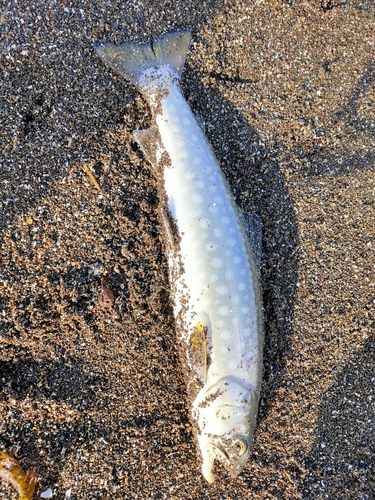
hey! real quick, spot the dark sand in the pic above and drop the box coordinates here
[1,0,374,498]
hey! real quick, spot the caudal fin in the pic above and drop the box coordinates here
[94,29,191,90]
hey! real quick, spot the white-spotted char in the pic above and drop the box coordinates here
[95,28,263,483]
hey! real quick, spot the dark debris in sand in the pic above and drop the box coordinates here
[1,0,374,498]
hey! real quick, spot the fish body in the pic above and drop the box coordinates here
[95,29,263,483]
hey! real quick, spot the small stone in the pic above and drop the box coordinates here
[40,488,53,499]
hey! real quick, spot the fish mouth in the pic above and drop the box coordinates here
[199,436,247,483]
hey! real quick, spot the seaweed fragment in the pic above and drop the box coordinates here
[0,452,37,500]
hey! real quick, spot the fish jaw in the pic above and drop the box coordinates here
[198,436,216,484]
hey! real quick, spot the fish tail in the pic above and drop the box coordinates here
[94,29,191,90]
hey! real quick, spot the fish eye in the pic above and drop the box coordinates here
[231,438,248,457]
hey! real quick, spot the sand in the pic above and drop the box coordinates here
[0,0,374,498]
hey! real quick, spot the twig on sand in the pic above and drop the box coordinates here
[82,163,101,191]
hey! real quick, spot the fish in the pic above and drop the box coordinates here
[94,28,264,483]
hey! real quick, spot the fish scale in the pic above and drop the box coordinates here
[95,28,263,483]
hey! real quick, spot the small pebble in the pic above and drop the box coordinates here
[40,489,53,499]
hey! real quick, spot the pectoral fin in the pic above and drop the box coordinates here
[134,126,163,168]
[188,311,211,386]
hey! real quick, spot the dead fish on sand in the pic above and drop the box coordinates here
[94,28,263,483]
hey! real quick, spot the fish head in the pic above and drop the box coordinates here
[193,379,260,483]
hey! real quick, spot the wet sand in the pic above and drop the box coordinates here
[1,1,374,498]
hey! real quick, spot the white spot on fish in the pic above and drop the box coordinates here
[208,204,218,214]
[218,305,229,316]
[212,257,223,269]
[229,360,238,370]
[233,255,242,265]
[192,193,204,204]
[219,329,231,340]
[215,285,228,295]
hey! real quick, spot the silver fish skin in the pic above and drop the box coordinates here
[94,29,264,484]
